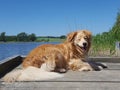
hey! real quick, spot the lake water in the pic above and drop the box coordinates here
[0,42,60,61]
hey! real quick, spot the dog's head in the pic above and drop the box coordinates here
[66,30,92,52]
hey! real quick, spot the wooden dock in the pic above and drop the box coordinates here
[0,56,120,90]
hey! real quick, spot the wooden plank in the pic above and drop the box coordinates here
[0,68,120,90]
[0,56,120,90]
[1,81,120,90]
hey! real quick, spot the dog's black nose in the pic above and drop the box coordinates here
[83,42,87,47]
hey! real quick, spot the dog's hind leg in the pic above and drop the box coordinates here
[3,69,22,83]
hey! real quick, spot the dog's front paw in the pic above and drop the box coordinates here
[55,68,67,73]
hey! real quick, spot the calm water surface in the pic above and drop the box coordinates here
[0,42,59,61]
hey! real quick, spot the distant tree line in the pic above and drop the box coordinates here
[36,35,66,42]
[0,32,66,42]
[37,35,66,39]
[0,32,37,42]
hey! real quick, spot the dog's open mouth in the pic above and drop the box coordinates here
[81,46,87,51]
[76,44,87,51]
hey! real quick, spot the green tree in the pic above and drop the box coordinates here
[60,35,66,39]
[28,33,36,41]
[0,32,6,42]
[17,32,28,41]
[6,36,17,41]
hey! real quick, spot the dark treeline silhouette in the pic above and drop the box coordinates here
[36,35,66,42]
[0,32,66,42]
[0,32,37,42]
[38,35,66,39]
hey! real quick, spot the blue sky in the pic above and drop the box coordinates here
[0,0,120,36]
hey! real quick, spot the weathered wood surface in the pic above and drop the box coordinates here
[0,56,120,90]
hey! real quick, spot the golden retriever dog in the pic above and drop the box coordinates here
[3,30,95,82]
[22,30,92,71]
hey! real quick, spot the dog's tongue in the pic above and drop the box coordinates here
[77,44,87,51]
[83,46,87,50]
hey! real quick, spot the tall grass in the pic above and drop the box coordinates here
[89,12,120,57]
[89,33,117,57]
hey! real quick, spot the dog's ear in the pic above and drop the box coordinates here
[83,30,92,40]
[66,32,77,42]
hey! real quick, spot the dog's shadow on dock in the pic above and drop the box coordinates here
[88,61,108,71]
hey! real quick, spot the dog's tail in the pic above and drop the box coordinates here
[3,66,63,82]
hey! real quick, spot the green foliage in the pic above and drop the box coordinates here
[0,32,6,42]
[16,32,37,42]
[28,33,37,41]
[60,35,66,39]
[91,11,120,56]
[0,32,37,42]
[110,12,120,41]
[17,32,28,41]
[6,36,17,41]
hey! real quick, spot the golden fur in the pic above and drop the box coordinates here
[22,30,93,72]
